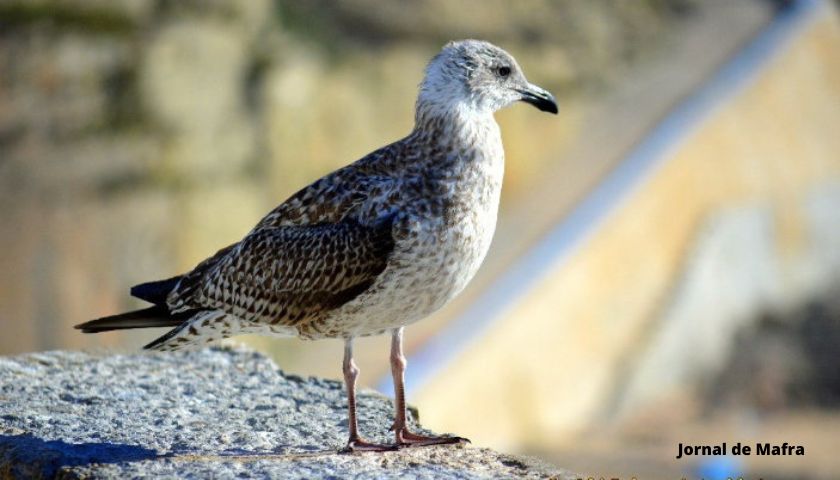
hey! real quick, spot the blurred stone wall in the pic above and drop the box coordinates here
[0,0,700,353]
[0,0,277,352]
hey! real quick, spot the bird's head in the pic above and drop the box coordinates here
[418,39,558,118]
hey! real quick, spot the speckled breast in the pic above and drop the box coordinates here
[318,162,504,338]
[322,210,497,338]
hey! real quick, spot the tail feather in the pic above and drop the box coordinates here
[130,276,182,305]
[75,305,183,333]
[142,310,222,351]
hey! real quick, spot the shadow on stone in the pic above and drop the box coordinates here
[0,434,165,477]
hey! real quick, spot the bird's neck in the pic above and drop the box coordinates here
[413,100,499,152]
[407,100,504,197]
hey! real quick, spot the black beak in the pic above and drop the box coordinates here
[517,84,558,114]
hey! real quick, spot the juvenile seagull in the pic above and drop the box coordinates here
[76,39,557,451]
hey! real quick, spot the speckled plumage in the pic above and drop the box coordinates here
[78,39,557,450]
[150,103,506,348]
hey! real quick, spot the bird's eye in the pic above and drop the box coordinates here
[497,66,511,78]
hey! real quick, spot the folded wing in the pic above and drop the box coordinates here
[167,217,396,330]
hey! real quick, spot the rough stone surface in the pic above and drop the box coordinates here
[0,347,573,479]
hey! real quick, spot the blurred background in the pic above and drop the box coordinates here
[1,0,839,478]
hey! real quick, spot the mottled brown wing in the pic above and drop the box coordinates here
[167,217,395,329]
[252,141,407,230]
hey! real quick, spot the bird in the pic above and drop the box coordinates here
[76,39,558,452]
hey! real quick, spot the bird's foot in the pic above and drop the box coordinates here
[341,437,400,453]
[396,429,470,448]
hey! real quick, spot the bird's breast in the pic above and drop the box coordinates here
[324,124,505,336]
[390,146,504,316]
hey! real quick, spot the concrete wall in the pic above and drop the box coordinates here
[413,1,840,452]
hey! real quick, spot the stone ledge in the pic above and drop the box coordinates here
[0,347,573,479]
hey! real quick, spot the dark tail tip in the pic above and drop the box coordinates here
[75,305,180,333]
[130,276,181,305]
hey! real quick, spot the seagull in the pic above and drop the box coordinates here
[76,39,557,452]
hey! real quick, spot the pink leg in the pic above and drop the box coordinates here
[341,338,398,452]
[390,327,469,447]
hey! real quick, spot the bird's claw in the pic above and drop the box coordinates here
[396,429,470,448]
[341,437,401,453]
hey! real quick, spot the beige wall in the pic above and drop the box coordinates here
[414,3,840,452]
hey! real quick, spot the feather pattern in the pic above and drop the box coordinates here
[77,40,556,351]
[166,217,396,334]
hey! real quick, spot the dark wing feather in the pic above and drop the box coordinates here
[130,276,182,305]
[163,242,238,310]
[166,216,396,329]
[75,305,185,333]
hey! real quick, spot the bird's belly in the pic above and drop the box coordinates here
[321,210,497,338]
